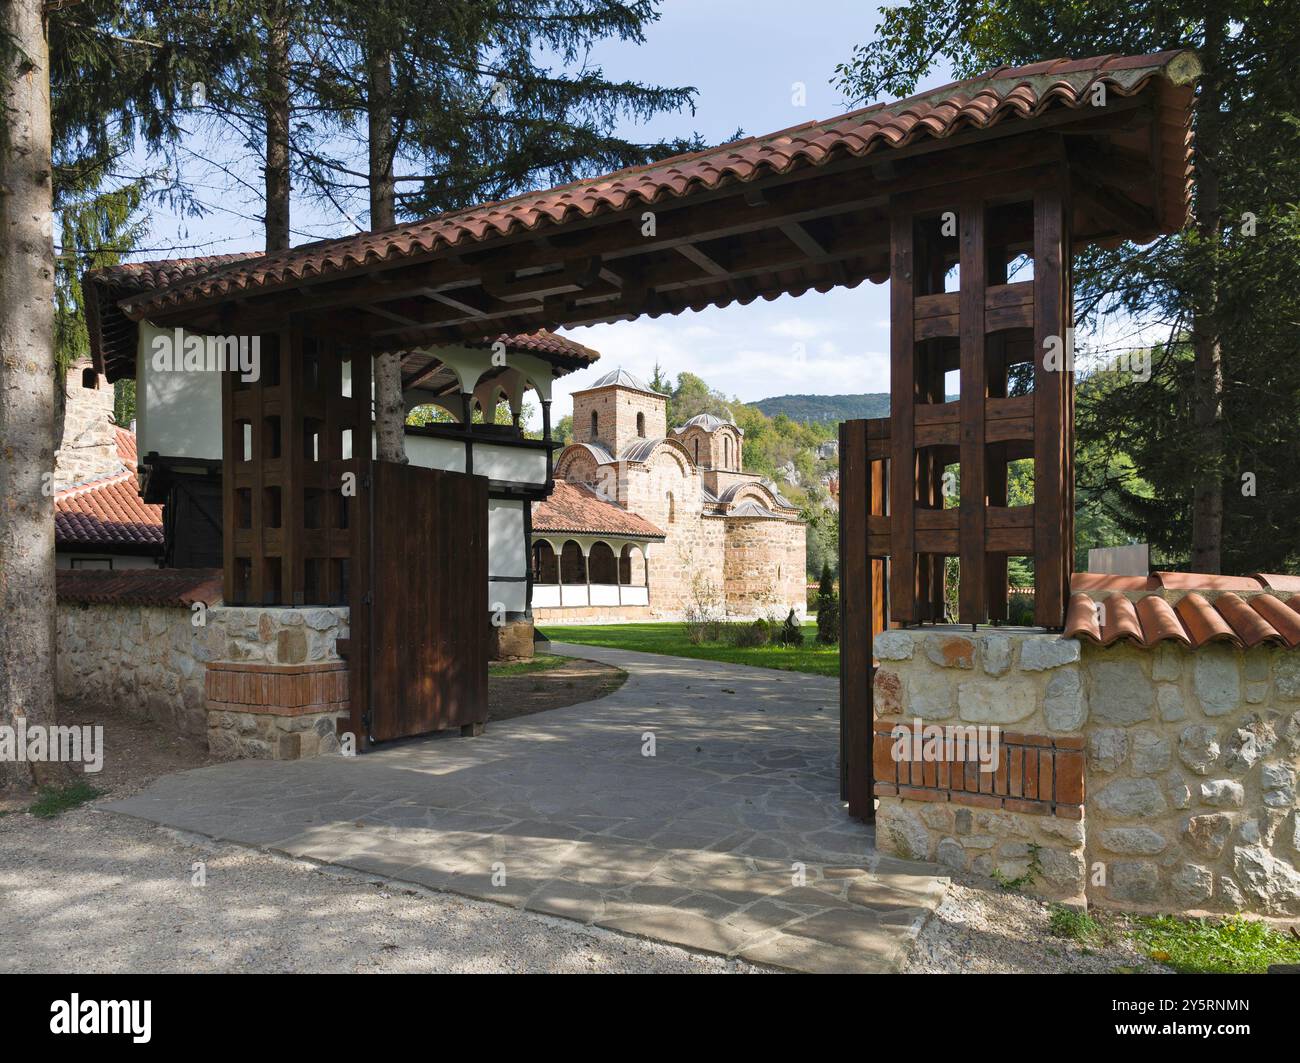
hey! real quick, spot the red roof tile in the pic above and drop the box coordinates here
[109,50,1199,320]
[1065,590,1300,650]
[532,480,665,539]
[55,429,162,551]
[1069,571,1298,594]
[57,568,222,608]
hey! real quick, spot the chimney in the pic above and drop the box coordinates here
[53,359,123,490]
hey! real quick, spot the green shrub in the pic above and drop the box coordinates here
[817,562,835,599]
[1008,592,1035,626]
[719,620,772,648]
[816,597,840,644]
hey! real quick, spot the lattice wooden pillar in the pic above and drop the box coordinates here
[887,164,1074,628]
[222,322,371,607]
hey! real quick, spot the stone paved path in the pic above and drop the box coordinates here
[103,644,948,973]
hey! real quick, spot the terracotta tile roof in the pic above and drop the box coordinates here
[57,568,222,608]
[532,480,665,539]
[55,429,163,551]
[108,50,1198,321]
[1064,571,1300,650]
[84,250,598,381]
[460,330,600,367]
[114,425,138,465]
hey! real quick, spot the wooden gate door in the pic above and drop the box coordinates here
[839,419,889,821]
[347,460,489,746]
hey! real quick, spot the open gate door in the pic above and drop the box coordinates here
[346,460,489,747]
[839,419,889,821]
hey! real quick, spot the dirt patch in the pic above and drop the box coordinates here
[904,875,1169,974]
[488,657,626,723]
[0,704,214,811]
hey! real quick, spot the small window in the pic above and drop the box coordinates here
[636,411,646,438]
[590,410,599,439]
[666,491,676,523]
[81,367,98,389]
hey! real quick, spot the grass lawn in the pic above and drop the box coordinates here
[488,653,570,677]
[538,621,838,677]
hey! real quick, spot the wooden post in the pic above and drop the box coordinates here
[888,202,916,623]
[839,418,873,819]
[1033,171,1071,627]
[958,200,987,624]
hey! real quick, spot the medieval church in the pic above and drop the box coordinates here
[531,368,806,623]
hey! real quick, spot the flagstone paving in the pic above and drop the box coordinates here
[102,643,948,973]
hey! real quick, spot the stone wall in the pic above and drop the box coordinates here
[872,627,1300,915]
[57,600,213,739]
[723,515,807,619]
[1081,641,1300,915]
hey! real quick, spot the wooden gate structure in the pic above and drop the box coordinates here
[220,322,488,748]
[100,50,1198,773]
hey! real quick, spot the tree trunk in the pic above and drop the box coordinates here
[366,38,406,463]
[264,1,291,252]
[0,0,63,790]
[1190,16,1225,573]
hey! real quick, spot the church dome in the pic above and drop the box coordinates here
[677,412,742,435]
[585,368,656,394]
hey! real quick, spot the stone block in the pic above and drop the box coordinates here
[1193,646,1242,716]
[936,837,967,871]
[1232,845,1300,915]
[1044,669,1087,731]
[1098,827,1168,855]
[876,803,932,861]
[1171,863,1214,906]
[1108,861,1161,903]
[874,669,904,716]
[275,628,309,665]
[926,634,975,669]
[1095,778,1167,819]
[1131,730,1171,775]
[956,677,1036,724]
[1152,643,1182,682]
[1156,684,1185,722]
[1088,728,1129,774]
[1019,637,1081,671]
[982,634,1012,677]
[873,631,914,661]
[1178,724,1220,775]
[1090,659,1154,724]
[1274,655,1300,701]
[906,672,954,720]
[1261,762,1296,808]
[1199,779,1245,808]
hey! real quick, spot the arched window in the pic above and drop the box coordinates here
[588,541,618,584]
[590,410,599,439]
[665,491,676,523]
[532,541,559,584]
[81,367,98,389]
[636,411,646,437]
[693,438,699,464]
[724,436,731,469]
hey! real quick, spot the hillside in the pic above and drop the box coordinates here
[753,393,890,423]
